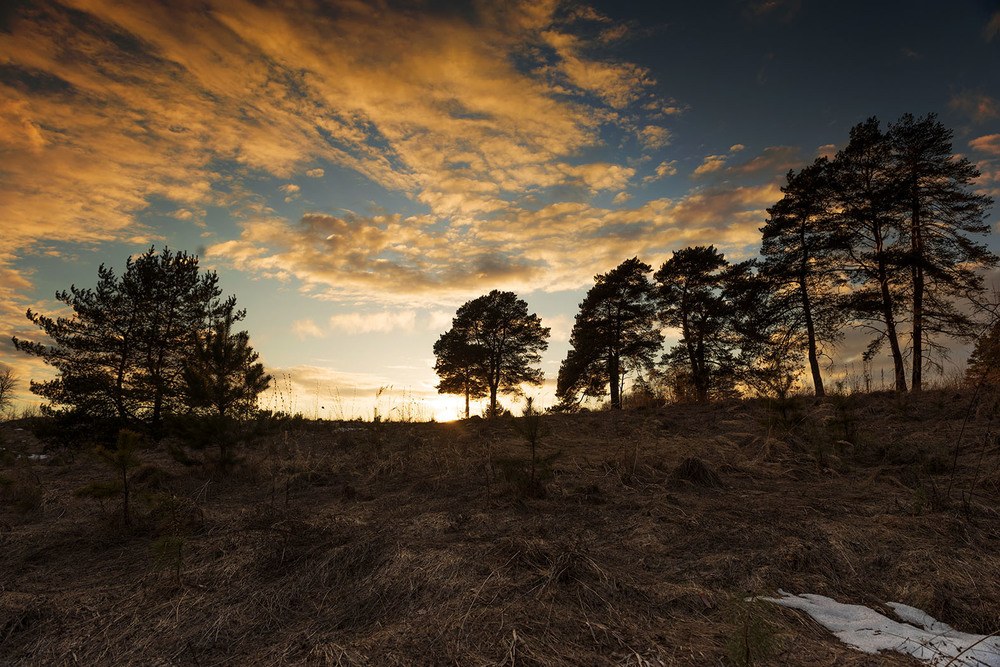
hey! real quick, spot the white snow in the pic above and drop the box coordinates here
[753,590,1000,666]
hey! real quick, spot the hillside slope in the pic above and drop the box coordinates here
[2,390,999,665]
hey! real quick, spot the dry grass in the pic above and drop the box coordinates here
[1,389,999,665]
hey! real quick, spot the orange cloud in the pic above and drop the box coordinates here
[638,125,672,150]
[985,11,1000,41]
[950,91,999,124]
[694,155,730,176]
[209,183,781,302]
[645,160,679,182]
[0,0,659,266]
[1,0,686,385]
[970,135,1000,155]
[725,145,801,175]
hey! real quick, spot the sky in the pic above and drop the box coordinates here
[2,0,1000,420]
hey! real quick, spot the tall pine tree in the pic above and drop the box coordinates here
[655,246,734,403]
[889,113,996,391]
[759,158,846,396]
[556,258,662,409]
[832,118,910,391]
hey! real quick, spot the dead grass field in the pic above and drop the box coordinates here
[2,389,999,665]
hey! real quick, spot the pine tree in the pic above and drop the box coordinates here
[13,247,232,432]
[832,118,909,391]
[176,306,271,467]
[556,258,662,409]
[433,290,549,417]
[432,328,488,419]
[182,307,272,420]
[889,113,996,391]
[655,246,734,402]
[965,320,1000,387]
[760,158,846,396]
[724,260,807,399]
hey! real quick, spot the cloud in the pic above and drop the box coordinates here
[209,183,781,301]
[693,145,799,179]
[0,0,688,378]
[970,135,1000,155]
[545,314,574,343]
[427,310,453,332]
[694,144,749,177]
[986,11,1000,41]
[816,144,838,160]
[292,318,324,340]
[694,155,730,176]
[971,135,1000,198]
[0,0,657,269]
[328,310,417,335]
[725,146,801,175]
[644,160,678,183]
[613,192,632,205]
[638,125,672,150]
[950,91,999,123]
[541,29,655,109]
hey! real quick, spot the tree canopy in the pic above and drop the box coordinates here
[12,247,258,433]
[888,113,996,391]
[760,158,846,396]
[433,290,549,417]
[557,257,662,409]
[432,328,488,419]
[655,246,735,403]
[182,306,272,420]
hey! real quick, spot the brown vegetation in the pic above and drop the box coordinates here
[2,389,999,665]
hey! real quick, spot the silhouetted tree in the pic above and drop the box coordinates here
[433,290,549,417]
[832,118,910,391]
[13,247,234,432]
[724,260,808,399]
[760,158,846,396]
[182,306,272,420]
[433,328,488,419]
[557,258,663,409]
[173,306,271,468]
[0,368,16,417]
[655,246,734,402]
[965,319,1000,387]
[889,113,996,391]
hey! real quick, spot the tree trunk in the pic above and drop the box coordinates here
[910,194,924,392]
[608,353,621,410]
[877,258,907,392]
[694,339,708,402]
[798,224,825,397]
[463,380,470,419]
[800,282,825,397]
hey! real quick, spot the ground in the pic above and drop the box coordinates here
[1,389,999,665]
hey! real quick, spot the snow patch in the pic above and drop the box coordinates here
[753,590,1000,666]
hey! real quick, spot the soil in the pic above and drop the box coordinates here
[1,389,999,665]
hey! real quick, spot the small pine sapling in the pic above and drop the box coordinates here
[75,429,144,525]
[149,491,195,586]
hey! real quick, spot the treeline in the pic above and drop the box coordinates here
[434,114,996,413]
